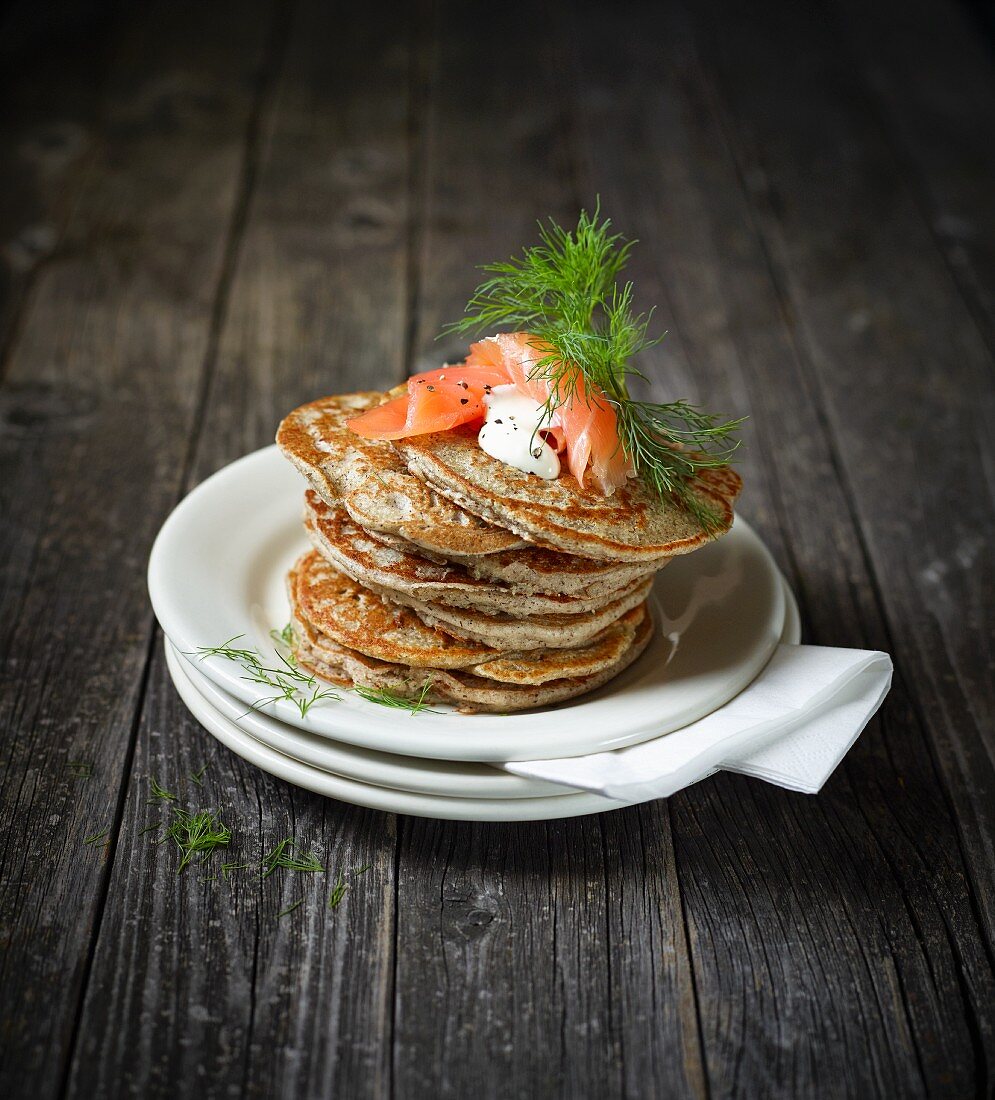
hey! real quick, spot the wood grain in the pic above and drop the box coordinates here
[831,0,995,354]
[567,2,994,1094]
[0,0,991,1096]
[65,2,410,1097]
[0,0,112,369]
[0,3,275,1094]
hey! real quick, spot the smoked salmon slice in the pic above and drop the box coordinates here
[347,334,633,494]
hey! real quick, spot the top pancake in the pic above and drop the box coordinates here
[276,393,525,557]
[397,426,742,561]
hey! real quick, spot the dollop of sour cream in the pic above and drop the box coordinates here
[477,384,561,480]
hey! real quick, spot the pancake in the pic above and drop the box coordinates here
[468,605,646,685]
[290,551,651,680]
[276,393,526,557]
[441,542,664,598]
[304,491,645,616]
[387,575,654,650]
[291,601,655,714]
[396,426,742,561]
[292,549,493,668]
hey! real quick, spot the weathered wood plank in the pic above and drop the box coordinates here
[0,0,111,366]
[65,2,410,1096]
[688,0,995,952]
[569,2,995,1095]
[831,0,995,353]
[393,3,706,1098]
[0,3,275,1096]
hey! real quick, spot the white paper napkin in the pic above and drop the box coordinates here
[503,645,893,801]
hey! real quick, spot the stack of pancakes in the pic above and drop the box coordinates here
[276,392,741,713]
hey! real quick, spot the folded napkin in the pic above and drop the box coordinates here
[503,645,893,801]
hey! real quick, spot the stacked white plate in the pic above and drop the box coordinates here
[149,447,800,821]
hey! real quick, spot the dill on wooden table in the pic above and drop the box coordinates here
[148,776,178,804]
[328,875,349,910]
[165,807,231,873]
[261,838,324,878]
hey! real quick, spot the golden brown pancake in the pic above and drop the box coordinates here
[397,426,742,561]
[276,394,525,556]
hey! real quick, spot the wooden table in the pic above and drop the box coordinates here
[2,1,992,1096]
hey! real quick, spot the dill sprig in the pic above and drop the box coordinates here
[189,764,209,786]
[444,204,743,529]
[353,681,437,716]
[328,874,349,910]
[261,838,324,878]
[221,860,254,880]
[84,829,109,846]
[193,632,339,718]
[165,806,231,873]
[148,776,178,804]
[328,863,372,910]
[278,899,304,919]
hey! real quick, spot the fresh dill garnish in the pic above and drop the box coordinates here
[148,776,178,804]
[444,204,744,529]
[328,875,348,910]
[353,862,372,875]
[189,763,209,786]
[139,822,162,838]
[67,761,93,778]
[278,899,305,919]
[353,681,437,716]
[269,623,294,649]
[84,829,109,846]
[165,806,231,873]
[193,632,339,718]
[221,860,254,881]
[261,838,324,878]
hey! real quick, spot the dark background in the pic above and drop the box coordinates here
[1,1,993,1097]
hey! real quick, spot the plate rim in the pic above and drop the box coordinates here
[167,639,577,800]
[164,640,635,822]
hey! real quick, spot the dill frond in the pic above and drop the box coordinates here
[444,203,743,530]
[261,838,324,878]
[221,860,254,881]
[278,899,304,919]
[189,764,209,786]
[353,682,437,716]
[148,776,178,804]
[84,829,109,846]
[192,631,340,718]
[328,875,348,910]
[165,807,230,873]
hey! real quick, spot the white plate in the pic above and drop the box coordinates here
[149,445,785,762]
[166,641,574,800]
[164,575,799,801]
[164,639,634,821]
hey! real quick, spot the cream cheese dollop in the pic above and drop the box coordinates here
[477,384,561,480]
